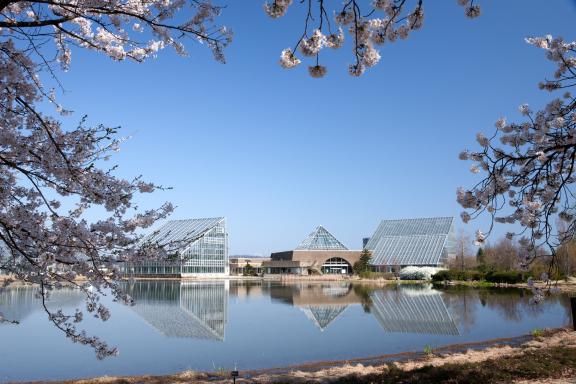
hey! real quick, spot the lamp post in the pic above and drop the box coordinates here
[571,297,576,331]
[231,370,238,384]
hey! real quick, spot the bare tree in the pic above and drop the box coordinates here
[483,238,519,272]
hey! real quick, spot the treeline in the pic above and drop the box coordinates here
[444,237,576,282]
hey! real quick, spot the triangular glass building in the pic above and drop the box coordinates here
[264,225,361,275]
[296,226,349,250]
[124,217,228,276]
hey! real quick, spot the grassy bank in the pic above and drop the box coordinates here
[431,278,576,294]
[335,345,576,384]
[24,329,576,384]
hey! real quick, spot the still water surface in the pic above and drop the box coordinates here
[0,280,572,382]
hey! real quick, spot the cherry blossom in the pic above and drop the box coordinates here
[265,0,480,77]
[458,35,576,282]
[0,0,230,358]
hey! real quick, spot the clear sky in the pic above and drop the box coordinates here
[51,0,576,255]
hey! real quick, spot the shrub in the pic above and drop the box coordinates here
[432,270,453,282]
[531,328,544,338]
[431,269,485,282]
[242,263,257,276]
[358,271,395,280]
[399,266,443,280]
[485,271,524,284]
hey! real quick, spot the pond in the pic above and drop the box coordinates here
[0,280,572,382]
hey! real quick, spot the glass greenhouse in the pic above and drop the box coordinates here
[365,217,455,269]
[124,217,228,277]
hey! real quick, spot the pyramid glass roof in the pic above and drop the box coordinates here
[296,226,348,250]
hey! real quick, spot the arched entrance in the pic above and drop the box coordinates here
[321,257,352,275]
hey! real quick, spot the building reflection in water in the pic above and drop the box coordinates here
[123,280,228,341]
[268,282,459,335]
[370,285,460,335]
[0,285,83,323]
[269,282,354,331]
[301,306,348,331]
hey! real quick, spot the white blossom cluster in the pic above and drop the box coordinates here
[457,0,481,19]
[0,0,230,358]
[527,274,561,304]
[0,1,232,67]
[458,35,576,270]
[264,0,294,19]
[399,266,444,280]
[267,0,481,77]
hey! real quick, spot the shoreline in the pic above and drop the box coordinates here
[15,328,576,384]
[3,273,576,293]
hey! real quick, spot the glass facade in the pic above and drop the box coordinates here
[365,217,455,267]
[124,217,228,276]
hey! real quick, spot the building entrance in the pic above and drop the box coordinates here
[321,257,352,274]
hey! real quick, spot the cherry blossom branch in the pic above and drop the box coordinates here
[272,0,477,77]
[458,36,576,299]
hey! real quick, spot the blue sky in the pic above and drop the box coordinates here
[52,1,576,255]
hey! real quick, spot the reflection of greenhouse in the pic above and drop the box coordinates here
[0,286,83,323]
[301,305,347,331]
[124,280,228,340]
[268,283,355,330]
[370,287,459,335]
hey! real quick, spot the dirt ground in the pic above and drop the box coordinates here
[17,329,576,384]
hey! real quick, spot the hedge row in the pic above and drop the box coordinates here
[485,271,525,284]
[432,269,525,284]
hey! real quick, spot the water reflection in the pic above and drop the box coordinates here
[370,285,460,335]
[264,282,461,334]
[301,306,348,330]
[1,280,571,340]
[268,282,358,330]
[0,285,83,323]
[0,280,572,382]
[122,280,228,341]
[442,286,571,331]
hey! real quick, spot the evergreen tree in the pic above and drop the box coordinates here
[243,262,256,276]
[353,250,372,275]
[476,247,486,270]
